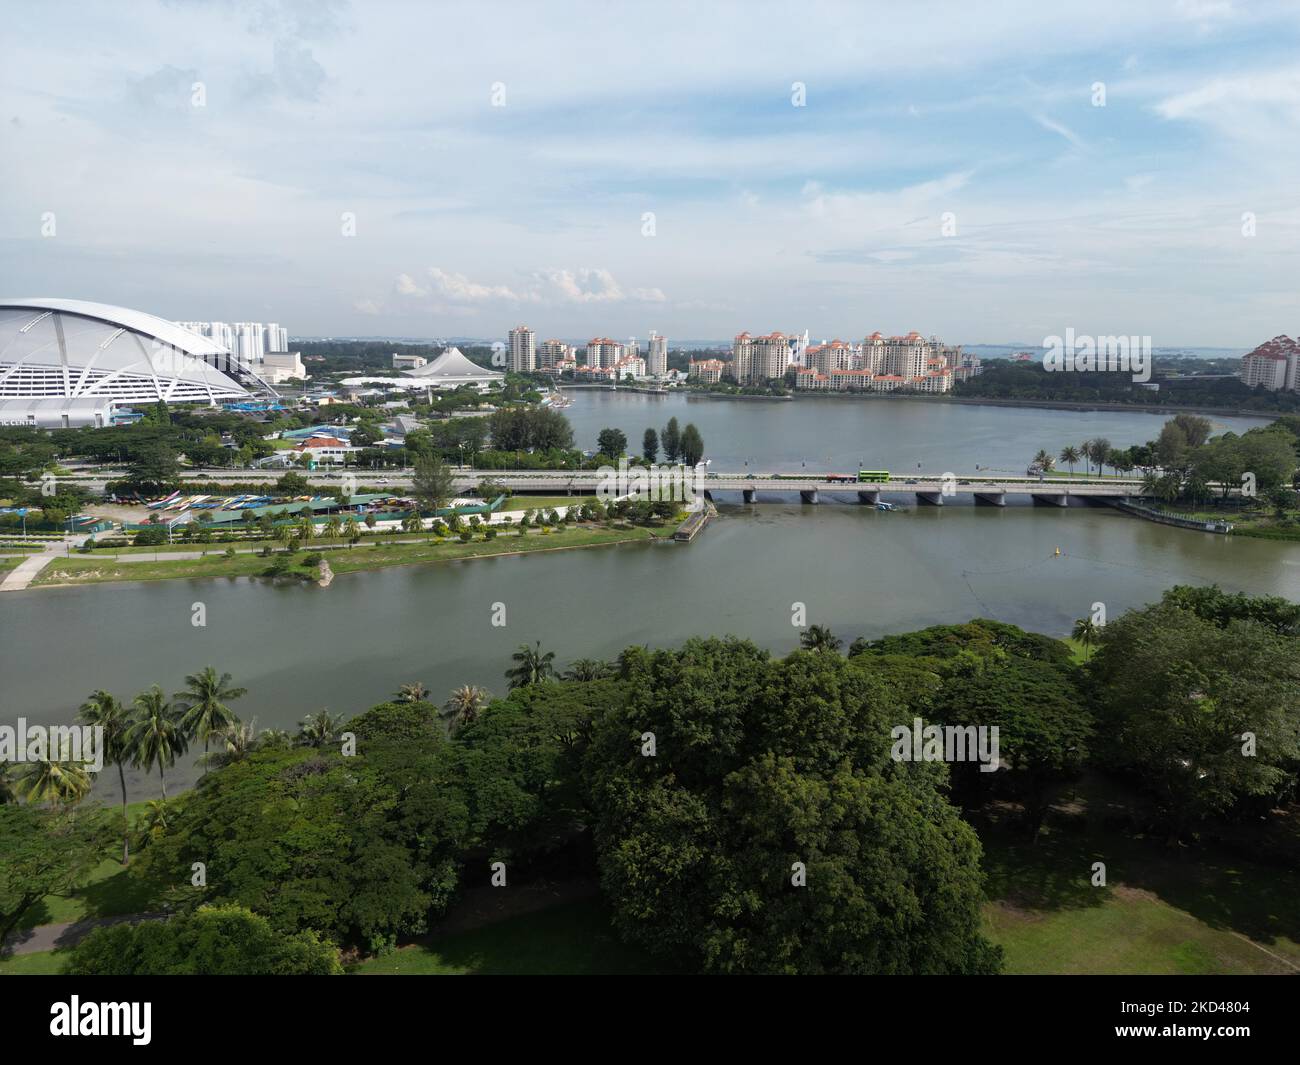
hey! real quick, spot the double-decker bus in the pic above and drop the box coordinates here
[857,469,890,483]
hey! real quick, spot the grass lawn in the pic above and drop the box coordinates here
[350,898,664,975]
[981,777,1300,975]
[36,521,679,586]
[0,556,20,575]
[0,950,68,976]
[498,496,588,511]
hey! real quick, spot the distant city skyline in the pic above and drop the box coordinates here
[3,1,1299,346]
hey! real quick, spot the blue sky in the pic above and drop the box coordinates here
[2,0,1298,347]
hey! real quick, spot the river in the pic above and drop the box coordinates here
[0,396,1294,796]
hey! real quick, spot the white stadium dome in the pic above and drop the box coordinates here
[0,299,277,426]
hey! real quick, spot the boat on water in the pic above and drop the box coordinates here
[875,501,899,512]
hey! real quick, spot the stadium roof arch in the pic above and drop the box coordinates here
[0,298,278,411]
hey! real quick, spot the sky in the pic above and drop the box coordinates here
[1,0,1299,348]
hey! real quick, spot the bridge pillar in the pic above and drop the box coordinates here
[915,491,944,506]
[973,492,1005,507]
[856,490,879,506]
[799,489,819,505]
[742,488,756,504]
[1030,493,1069,507]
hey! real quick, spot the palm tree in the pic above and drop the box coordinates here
[128,684,187,800]
[1088,438,1112,479]
[344,517,362,546]
[175,667,246,771]
[0,762,15,804]
[505,642,557,690]
[140,798,170,844]
[564,658,610,681]
[199,719,259,771]
[79,690,133,863]
[325,515,343,542]
[257,727,293,751]
[17,759,92,806]
[395,681,429,704]
[799,625,843,653]
[297,710,347,748]
[274,523,293,550]
[441,685,490,735]
[1032,449,1055,473]
[1071,617,1100,662]
[1059,445,1080,476]
[1080,440,1093,477]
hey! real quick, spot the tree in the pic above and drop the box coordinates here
[679,423,705,466]
[16,759,92,806]
[67,904,343,975]
[662,417,682,463]
[78,690,133,863]
[199,719,260,771]
[128,685,187,800]
[505,641,557,690]
[296,710,347,747]
[441,685,491,735]
[564,658,610,681]
[1071,616,1099,661]
[799,624,842,653]
[1088,597,1300,845]
[344,517,362,545]
[1086,437,1112,477]
[596,428,628,459]
[413,453,456,514]
[1032,449,1055,473]
[642,427,659,463]
[1172,413,1213,449]
[1080,439,1093,476]
[126,441,180,493]
[395,682,429,704]
[1059,445,1080,476]
[587,639,1002,973]
[929,657,1092,841]
[0,805,118,945]
[175,667,246,771]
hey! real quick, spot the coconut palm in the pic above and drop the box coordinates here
[1059,445,1080,476]
[17,759,92,806]
[325,515,343,541]
[174,667,246,771]
[1087,438,1112,478]
[128,684,188,800]
[140,798,170,843]
[344,517,362,545]
[296,710,347,748]
[505,642,557,690]
[0,762,15,804]
[274,523,293,549]
[1080,439,1093,477]
[799,624,843,653]
[395,681,429,704]
[257,727,293,751]
[79,690,133,863]
[199,719,259,771]
[1032,449,1055,473]
[564,658,610,681]
[441,685,491,735]
[1071,617,1100,662]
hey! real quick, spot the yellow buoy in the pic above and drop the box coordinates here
[1054,546,1061,557]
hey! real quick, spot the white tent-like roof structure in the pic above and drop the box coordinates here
[402,346,503,388]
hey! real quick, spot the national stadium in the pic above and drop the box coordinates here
[0,298,277,428]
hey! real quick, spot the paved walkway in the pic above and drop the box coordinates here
[0,539,78,592]
[2,912,167,956]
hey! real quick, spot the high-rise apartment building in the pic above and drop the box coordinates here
[508,325,536,372]
[586,338,623,368]
[538,339,571,370]
[1240,336,1300,391]
[175,320,288,364]
[647,332,668,377]
[731,331,792,384]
